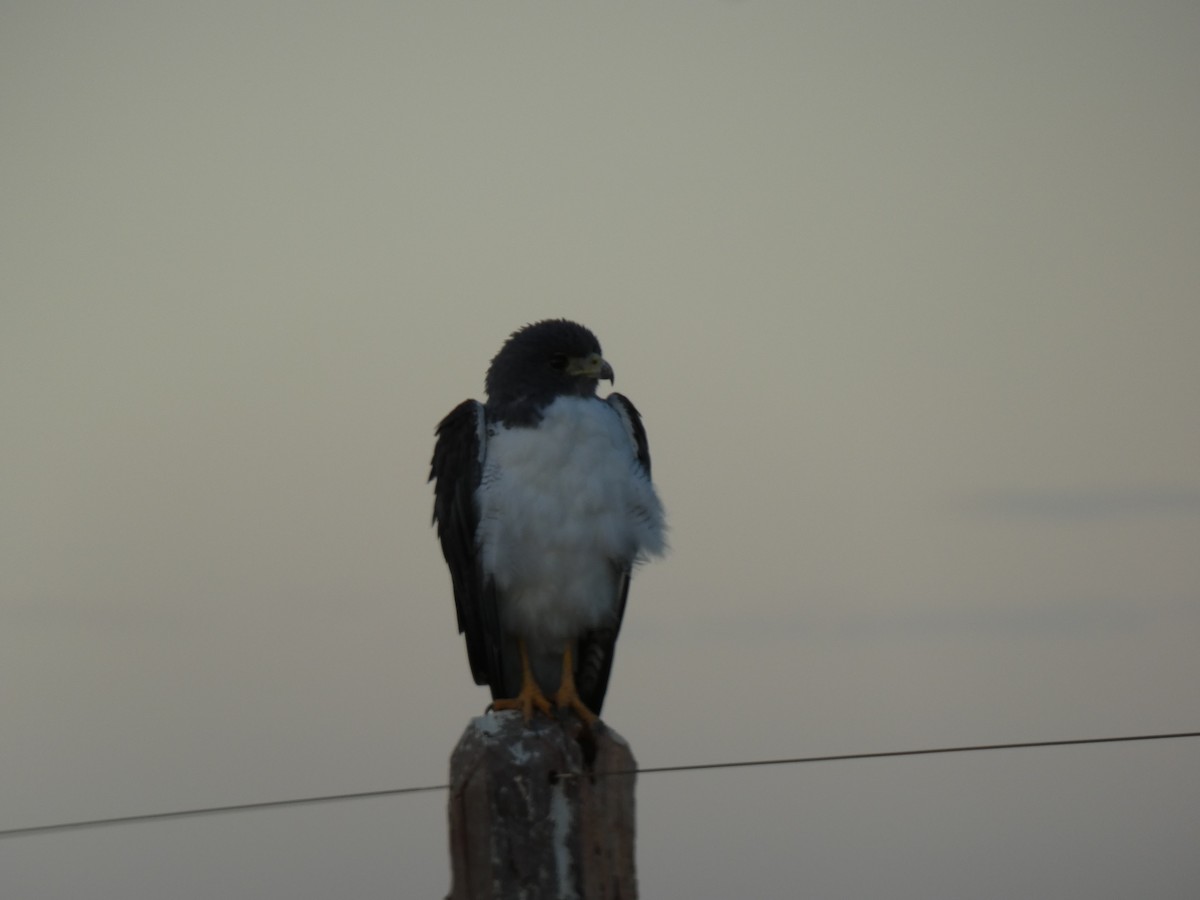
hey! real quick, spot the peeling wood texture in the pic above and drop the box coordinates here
[447,712,637,900]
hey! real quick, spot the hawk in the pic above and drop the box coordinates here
[430,320,666,723]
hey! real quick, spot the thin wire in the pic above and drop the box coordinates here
[0,783,447,839]
[611,730,1200,776]
[1,729,1195,839]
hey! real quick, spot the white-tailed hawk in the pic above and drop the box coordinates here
[429,320,666,723]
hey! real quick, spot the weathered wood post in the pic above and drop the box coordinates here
[447,711,637,900]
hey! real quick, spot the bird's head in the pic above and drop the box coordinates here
[485,319,614,418]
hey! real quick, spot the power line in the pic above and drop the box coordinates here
[0,783,447,840]
[2,729,1196,840]
[614,730,1200,776]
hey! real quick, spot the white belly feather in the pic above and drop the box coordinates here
[475,395,665,646]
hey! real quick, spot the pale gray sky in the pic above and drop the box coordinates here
[3,2,1199,898]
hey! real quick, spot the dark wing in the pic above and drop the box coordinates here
[429,400,504,690]
[576,392,654,714]
[606,392,652,476]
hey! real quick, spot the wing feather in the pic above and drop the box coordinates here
[429,400,504,689]
[605,392,652,476]
[575,393,656,713]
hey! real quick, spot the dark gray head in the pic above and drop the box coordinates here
[485,319,614,425]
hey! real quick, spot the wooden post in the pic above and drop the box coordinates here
[447,711,638,900]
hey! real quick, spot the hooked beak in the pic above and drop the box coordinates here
[567,353,614,383]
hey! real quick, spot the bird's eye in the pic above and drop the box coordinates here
[550,353,569,370]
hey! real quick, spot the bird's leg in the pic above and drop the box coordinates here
[491,639,555,722]
[553,643,599,725]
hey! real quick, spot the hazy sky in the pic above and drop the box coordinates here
[3,2,1199,898]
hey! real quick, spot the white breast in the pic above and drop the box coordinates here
[475,395,665,646]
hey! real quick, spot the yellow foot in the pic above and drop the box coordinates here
[492,684,555,723]
[492,638,556,723]
[553,684,599,725]
[553,644,599,725]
